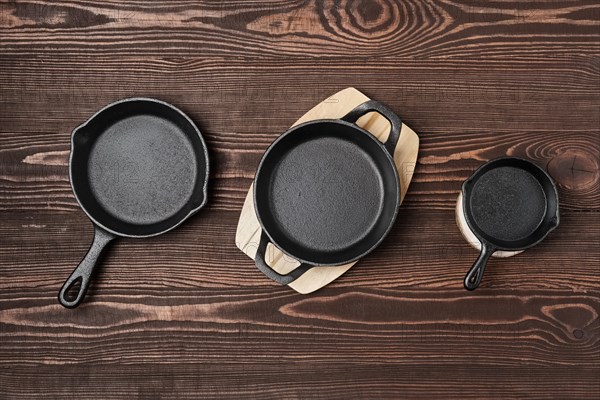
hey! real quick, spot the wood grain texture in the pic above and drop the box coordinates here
[0,0,599,58]
[1,0,599,399]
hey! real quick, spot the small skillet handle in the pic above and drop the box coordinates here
[464,242,495,290]
[59,226,114,308]
[254,232,314,285]
[341,100,403,156]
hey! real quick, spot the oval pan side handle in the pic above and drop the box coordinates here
[341,100,403,156]
[254,232,314,285]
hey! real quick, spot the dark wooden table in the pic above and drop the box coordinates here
[1,1,599,399]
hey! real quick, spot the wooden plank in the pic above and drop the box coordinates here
[0,0,598,58]
[1,363,598,399]
[1,287,599,366]
[0,209,598,291]
[1,57,598,135]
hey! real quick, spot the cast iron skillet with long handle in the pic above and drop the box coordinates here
[462,157,559,290]
[252,100,402,285]
[59,98,209,308]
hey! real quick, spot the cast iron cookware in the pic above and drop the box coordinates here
[253,100,402,285]
[59,98,209,308]
[462,157,559,290]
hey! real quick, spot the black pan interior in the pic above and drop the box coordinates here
[254,120,399,265]
[70,99,208,237]
[463,158,558,249]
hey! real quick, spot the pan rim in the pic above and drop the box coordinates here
[253,118,401,266]
[69,97,209,238]
[461,156,559,251]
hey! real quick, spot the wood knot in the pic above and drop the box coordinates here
[354,0,384,22]
[541,303,598,340]
[573,329,585,339]
[343,0,400,38]
[547,150,599,190]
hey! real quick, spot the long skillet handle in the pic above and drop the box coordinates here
[464,242,495,290]
[254,232,314,285]
[341,99,403,157]
[59,226,114,308]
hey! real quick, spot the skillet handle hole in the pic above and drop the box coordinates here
[63,277,83,302]
[469,272,480,284]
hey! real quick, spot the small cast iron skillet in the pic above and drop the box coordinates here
[59,98,209,308]
[253,100,402,285]
[462,157,559,290]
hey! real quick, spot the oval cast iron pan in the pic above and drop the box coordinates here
[253,100,402,285]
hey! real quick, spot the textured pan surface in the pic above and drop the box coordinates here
[469,166,546,242]
[70,98,209,237]
[254,120,399,265]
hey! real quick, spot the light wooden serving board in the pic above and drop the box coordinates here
[235,87,420,293]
